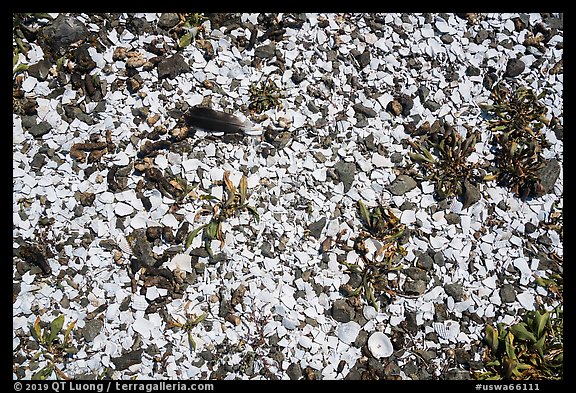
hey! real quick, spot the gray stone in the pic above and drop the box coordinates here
[260,241,274,258]
[536,159,560,195]
[440,33,454,44]
[21,115,38,130]
[524,222,537,234]
[445,212,461,225]
[461,180,481,209]
[403,279,427,296]
[158,13,180,29]
[417,85,430,102]
[27,59,52,81]
[444,283,465,301]
[344,365,362,380]
[465,65,481,76]
[286,362,302,380]
[354,329,368,348]
[416,252,434,270]
[129,229,156,267]
[111,349,144,371]
[28,121,52,138]
[334,160,356,193]
[355,51,371,68]
[157,54,190,79]
[30,153,46,170]
[331,299,355,322]
[41,14,89,54]
[388,175,417,196]
[433,251,445,266]
[81,319,103,342]
[254,43,276,59]
[308,217,327,240]
[424,100,441,112]
[390,152,403,163]
[405,267,427,281]
[505,58,525,77]
[353,103,377,118]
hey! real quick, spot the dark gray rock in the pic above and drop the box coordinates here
[388,175,417,196]
[500,284,516,303]
[21,115,38,130]
[416,252,434,270]
[81,319,103,342]
[129,229,156,267]
[354,329,368,348]
[483,72,499,90]
[433,251,445,266]
[465,65,481,76]
[332,299,355,322]
[158,13,180,29]
[41,14,89,54]
[405,267,427,281]
[524,222,537,234]
[254,43,276,59]
[334,160,356,192]
[157,54,190,79]
[440,34,454,44]
[505,58,525,77]
[417,85,430,102]
[461,180,481,209]
[403,279,427,296]
[398,94,414,116]
[260,241,274,258]
[30,153,46,170]
[27,59,52,81]
[111,349,144,371]
[445,212,461,225]
[543,15,563,30]
[355,51,371,68]
[444,283,465,301]
[424,100,441,112]
[353,103,377,118]
[475,29,489,44]
[28,121,52,138]
[286,362,302,380]
[308,217,327,240]
[344,365,362,380]
[390,152,403,163]
[536,159,560,195]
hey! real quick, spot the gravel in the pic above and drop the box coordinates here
[12,12,563,381]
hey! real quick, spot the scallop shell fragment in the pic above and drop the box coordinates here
[432,320,460,340]
[367,331,394,358]
[336,321,361,344]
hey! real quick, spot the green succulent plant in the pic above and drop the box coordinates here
[186,171,259,257]
[479,83,551,200]
[248,78,283,113]
[408,125,482,200]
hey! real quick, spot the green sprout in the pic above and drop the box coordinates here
[337,200,407,311]
[408,125,482,200]
[249,78,283,113]
[28,314,77,380]
[176,13,208,48]
[167,311,207,352]
[479,83,551,200]
[186,171,259,257]
[475,306,563,380]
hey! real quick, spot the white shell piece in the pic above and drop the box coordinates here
[115,202,134,217]
[367,331,394,358]
[336,321,361,344]
[131,294,149,311]
[433,320,460,340]
[167,253,193,274]
[363,305,378,320]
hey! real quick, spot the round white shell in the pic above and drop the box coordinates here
[336,321,361,344]
[433,320,460,340]
[367,331,394,358]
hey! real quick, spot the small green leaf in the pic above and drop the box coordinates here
[30,316,43,344]
[357,200,371,229]
[179,32,193,48]
[485,324,499,353]
[505,332,516,360]
[408,152,434,164]
[63,320,77,343]
[199,194,218,201]
[244,205,260,222]
[509,322,537,343]
[13,63,29,75]
[185,224,206,249]
[48,314,65,344]
[32,364,54,380]
[533,335,546,357]
[188,331,196,351]
[533,310,550,339]
[191,312,207,325]
[205,220,219,240]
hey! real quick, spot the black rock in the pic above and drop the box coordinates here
[28,121,52,138]
[504,58,525,77]
[500,284,516,303]
[398,95,414,116]
[157,54,190,79]
[260,241,274,258]
[308,217,327,240]
[30,153,46,170]
[291,70,306,84]
[465,65,481,76]
[403,311,419,333]
[254,43,276,59]
[158,13,180,29]
[387,175,417,196]
[475,29,489,44]
[129,229,156,267]
[334,160,356,193]
[403,279,427,296]
[444,283,465,301]
[535,159,560,195]
[483,72,499,90]
[332,299,355,322]
[461,180,481,209]
[27,59,52,81]
[111,349,144,371]
[41,14,90,55]
[353,103,377,118]
[524,222,537,234]
[417,85,430,102]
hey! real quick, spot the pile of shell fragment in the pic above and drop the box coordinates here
[13,12,562,380]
